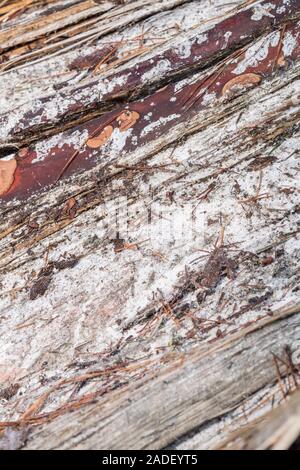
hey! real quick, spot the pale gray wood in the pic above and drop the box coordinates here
[22,304,300,449]
[0,0,299,450]
[215,389,300,450]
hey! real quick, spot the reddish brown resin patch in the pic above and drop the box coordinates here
[2,16,300,203]
[117,110,140,131]
[2,0,298,144]
[86,125,114,149]
[0,158,17,195]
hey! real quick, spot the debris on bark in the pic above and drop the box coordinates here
[0,0,299,451]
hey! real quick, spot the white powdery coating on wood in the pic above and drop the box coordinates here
[0,73,129,143]
[276,5,287,14]
[201,91,217,106]
[282,30,299,56]
[0,1,299,430]
[0,111,23,144]
[0,130,299,422]
[196,33,208,45]
[141,59,172,82]
[32,129,89,163]
[232,30,280,75]
[175,37,195,59]
[31,124,132,166]
[251,2,276,21]
[222,31,232,50]
[0,0,250,143]
[101,127,133,158]
[41,73,129,122]
[0,0,245,118]
[0,54,78,115]
[141,114,181,137]
[173,73,198,92]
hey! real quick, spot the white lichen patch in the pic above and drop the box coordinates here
[276,5,286,14]
[251,3,276,21]
[97,73,129,97]
[32,129,89,164]
[141,59,172,82]
[282,30,299,56]
[144,112,153,121]
[196,33,208,45]
[222,31,232,50]
[101,127,133,159]
[175,37,194,59]
[232,30,280,75]
[201,91,217,106]
[0,110,24,144]
[141,114,180,137]
[174,74,196,93]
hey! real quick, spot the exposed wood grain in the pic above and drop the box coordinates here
[20,304,300,449]
[0,1,118,51]
[215,389,300,450]
[1,0,299,147]
[0,0,299,450]
[0,0,193,70]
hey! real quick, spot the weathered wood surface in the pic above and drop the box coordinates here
[0,0,300,450]
[19,304,300,449]
[215,388,300,450]
[2,0,298,148]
